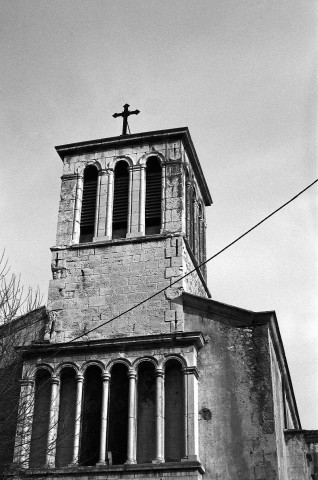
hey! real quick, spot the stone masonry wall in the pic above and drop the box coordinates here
[48,235,207,342]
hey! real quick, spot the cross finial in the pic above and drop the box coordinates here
[112,103,140,136]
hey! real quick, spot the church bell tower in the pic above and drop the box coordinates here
[13,125,213,477]
[48,127,212,341]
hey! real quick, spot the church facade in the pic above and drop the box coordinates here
[1,127,317,480]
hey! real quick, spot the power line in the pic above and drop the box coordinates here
[1,178,316,348]
[1,177,316,417]
[67,178,318,344]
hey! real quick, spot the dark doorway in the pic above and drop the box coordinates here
[56,368,77,467]
[164,360,185,462]
[29,369,52,467]
[80,366,102,466]
[137,362,156,463]
[108,363,129,464]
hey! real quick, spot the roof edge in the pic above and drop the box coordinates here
[55,127,212,206]
[182,293,302,428]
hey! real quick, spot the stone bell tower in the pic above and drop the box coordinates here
[48,127,212,342]
[12,127,213,478]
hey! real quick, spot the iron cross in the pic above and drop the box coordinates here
[112,103,140,135]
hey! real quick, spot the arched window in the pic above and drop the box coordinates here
[108,363,129,464]
[80,366,102,466]
[137,362,156,463]
[112,161,129,239]
[29,369,52,468]
[80,165,98,243]
[56,368,77,467]
[145,157,162,235]
[164,360,185,462]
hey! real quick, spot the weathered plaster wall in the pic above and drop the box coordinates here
[269,336,288,479]
[184,306,279,480]
[284,432,312,479]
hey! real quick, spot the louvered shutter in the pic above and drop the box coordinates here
[145,158,161,234]
[112,161,129,239]
[80,166,98,243]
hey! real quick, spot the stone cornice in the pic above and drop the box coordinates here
[18,331,206,358]
[55,127,212,206]
[7,461,205,478]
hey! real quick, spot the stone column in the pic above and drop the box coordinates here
[13,378,35,468]
[46,376,60,467]
[161,164,166,232]
[138,165,146,235]
[153,367,165,463]
[98,372,111,464]
[72,173,84,244]
[126,368,137,464]
[94,170,108,240]
[105,169,114,239]
[127,166,133,236]
[126,165,144,237]
[72,373,84,464]
[182,367,199,462]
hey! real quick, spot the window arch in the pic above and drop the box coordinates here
[145,157,162,235]
[112,161,129,239]
[80,165,98,243]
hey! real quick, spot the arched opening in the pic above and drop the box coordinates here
[29,369,52,468]
[80,366,102,466]
[80,165,98,243]
[108,363,129,464]
[137,362,156,463]
[55,368,77,467]
[112,161,129,239]
[164,360,184,462]
[145,157,162,235]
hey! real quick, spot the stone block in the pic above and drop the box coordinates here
[164,310,176,322]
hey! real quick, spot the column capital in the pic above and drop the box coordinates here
[155,367,164,378]
[182,366,199,379]
[75,373,84,382]
[98,169,108,176]
[101,371,111,382]
[61,173,80,180]
[127,368,137,380]
[20,378,34,387]
[51,375,60,385]
[130,164,146,171]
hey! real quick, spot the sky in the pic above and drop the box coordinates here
[0,0,317,428]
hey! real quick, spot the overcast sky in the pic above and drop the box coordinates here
[0,0,317,428]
